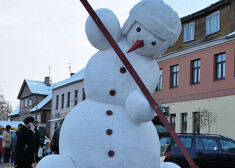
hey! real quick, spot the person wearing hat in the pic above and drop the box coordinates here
[15,116,36,168]
[3,125,11,163]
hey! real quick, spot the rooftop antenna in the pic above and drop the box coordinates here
[49,66,52,82]
[68,63,74,76]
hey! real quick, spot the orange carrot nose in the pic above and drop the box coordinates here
[127,40,144,53]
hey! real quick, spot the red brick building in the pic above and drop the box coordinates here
[153,0,235,139]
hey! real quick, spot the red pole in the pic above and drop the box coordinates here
[80,1,197,168]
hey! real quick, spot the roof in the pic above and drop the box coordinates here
[29,93,52,112]
[8,107,20,117]
[160,31,235,59]
[0,121,24,129]
[225,31,235,38]
[25,79,53,95]
[48,117,65,122]
[53,68,85,90]
[181,0,229,23]
[17,79,55,99]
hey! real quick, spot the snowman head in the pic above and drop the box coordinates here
[122,0,182,58]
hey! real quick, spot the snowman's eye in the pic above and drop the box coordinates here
[151,41,157,46]
[136,27,141,32]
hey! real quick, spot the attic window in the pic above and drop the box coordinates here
[183,22,195,42]
[206,11,220,35]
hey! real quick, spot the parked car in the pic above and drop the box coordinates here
[162,134,235,168]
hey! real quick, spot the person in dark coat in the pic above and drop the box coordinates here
[51,121,63,154]
[11,123,22,165]
[33,121,40,162]
[15,116,36,168]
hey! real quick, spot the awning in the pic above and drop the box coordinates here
[48,117,65,122]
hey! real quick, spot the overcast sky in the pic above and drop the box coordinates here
[0,0,219,108]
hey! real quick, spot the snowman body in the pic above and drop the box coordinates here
[59,39,161,168]
[37,0,182,167]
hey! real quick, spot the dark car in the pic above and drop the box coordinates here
[162,134,235,168]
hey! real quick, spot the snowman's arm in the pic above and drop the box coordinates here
[125,89,155,123]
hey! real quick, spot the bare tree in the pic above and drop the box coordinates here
[0,89,13,121]
[196,108,218,134]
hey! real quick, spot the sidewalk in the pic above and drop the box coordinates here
[0,163,13,168]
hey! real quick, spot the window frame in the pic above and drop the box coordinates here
[61,94,64,108]
[215,53,226,80]
[191,59,200,84]
[56,95,59,110]
[193,112,200,134]
[82,88,86,101]
[29,97,32,106]
[67,92,70,107]
[183,21,195,42]
[74,90,78,106]
[170,65,179,88]
[156,69,162,91]
[181,113,187,133]
[25,98,28,107]
[206,11,220,35]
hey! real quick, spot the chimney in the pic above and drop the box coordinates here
[70,73,75,76]
[44,77,50,86]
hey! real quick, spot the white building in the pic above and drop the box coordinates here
[50,68,85,137]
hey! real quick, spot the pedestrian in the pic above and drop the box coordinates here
[33,121,40,162]
[0,136,3,163]
[11,123,22,165]
[38,123,46,147]
[51,120,63,154]
[3,125,11,163]
[15,116,36,168]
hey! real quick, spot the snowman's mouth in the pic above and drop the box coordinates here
[127,40,144,53]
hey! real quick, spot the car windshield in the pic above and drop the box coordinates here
[220,139,235,153]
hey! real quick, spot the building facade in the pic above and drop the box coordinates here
[154,0,235,139]
[50,68,85,137]
[9,77,53,136]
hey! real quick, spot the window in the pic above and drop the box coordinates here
[25,99,28,107]
[74,90,78,106]
[215,53,226,80]
[29,98,32,106]
[184,22,195,42]
[170,65,179,88]
[82,88,86,100]
[56,95,59,109]
[21,100,24,108]
[61,94,64,108]
[202,138,218,151]
[192,59,200,84]
[67,92,70,107]
[170,114,176,131]
[195,138,203,150]
[156,69,162,90]
[206,11,220,35]
[181,113,187,133]
[220,139,235,153]
[193,112,200,134]
[174,138,192,149]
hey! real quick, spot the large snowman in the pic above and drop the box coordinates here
[37,0,181,168]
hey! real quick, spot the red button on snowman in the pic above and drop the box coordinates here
[37,0,181,168]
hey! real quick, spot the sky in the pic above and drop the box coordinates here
[0,0,219,108]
